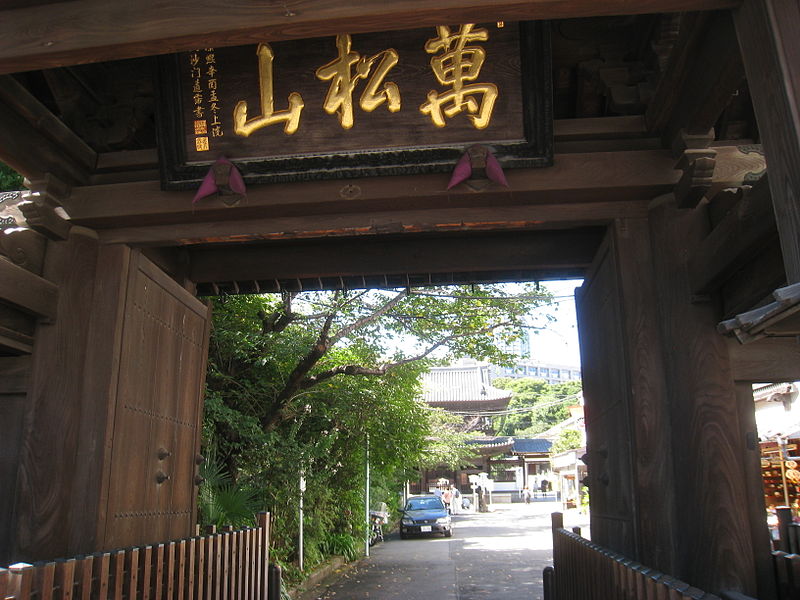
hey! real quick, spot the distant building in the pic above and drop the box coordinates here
[415,361,554,499]
[421,362,512,434]
[489,327,581,384]
[489,359,582,385]
[493,326,532,359]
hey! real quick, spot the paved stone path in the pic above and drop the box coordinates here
[302,501,589,600]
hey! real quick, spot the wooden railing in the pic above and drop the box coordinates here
[550,512,800,600]
[550,512,722,600]
[0,512,271,600]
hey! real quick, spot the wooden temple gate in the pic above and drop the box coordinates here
[0,0,799,599]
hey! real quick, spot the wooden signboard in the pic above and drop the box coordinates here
[157,21,552,188]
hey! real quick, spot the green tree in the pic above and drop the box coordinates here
[550,428,583,454]
[202,285,551,581]
[0,163,23,191]
[493,377,582,436]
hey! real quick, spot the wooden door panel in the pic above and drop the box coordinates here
[576,235,638,557]
[103,254,209,550]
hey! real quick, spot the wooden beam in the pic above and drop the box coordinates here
[0,0,741,75]
[65,149,679,229]
[0,76,95,187]
[97,201,648,246]
[728,336,800,382]
[0,356,31,394]
[736,0,800,283]
[721,238,786,318]
[0,258,58,320]
[187,228,604,284]
[688,176,776,294]
[647,11,745,139]
[0,76,96,173]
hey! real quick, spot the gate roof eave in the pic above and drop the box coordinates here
[0,0,741,76]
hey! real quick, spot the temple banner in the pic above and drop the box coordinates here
[158,21,552,188]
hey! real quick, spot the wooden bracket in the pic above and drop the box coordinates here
[671,128,715,157]
[674,149,717,209]
[18,199,72,241]
[24,173,72,208]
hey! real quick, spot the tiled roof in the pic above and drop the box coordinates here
[421,365,513,404]
[512,438,552,453]
[466,436,513,447]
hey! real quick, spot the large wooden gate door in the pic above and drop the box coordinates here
[99,252,210,550]
[574,219,676,573]
[575,232,639,558]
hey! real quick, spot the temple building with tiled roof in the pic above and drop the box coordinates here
[413,362,554,498]
[421,362,513,433]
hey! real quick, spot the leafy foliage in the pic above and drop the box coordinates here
[0,163,23,191]
[202,286,551,582]
[198,449,262,528]
[550,428,584,454]
[492,377,582,436]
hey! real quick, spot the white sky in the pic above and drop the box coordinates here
[529,279,583,368]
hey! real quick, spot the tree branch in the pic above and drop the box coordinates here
[261,294,340,430]
[330,289,409,345]
[300,320,513,390]
[259,292,298,333]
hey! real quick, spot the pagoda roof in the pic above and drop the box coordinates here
[421,364,512,408]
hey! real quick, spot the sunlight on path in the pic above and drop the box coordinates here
[305,502,589,600]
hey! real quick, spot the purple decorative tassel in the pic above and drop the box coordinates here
[447,152,473,190]
[193,157,247,204]
[485,150,509,188]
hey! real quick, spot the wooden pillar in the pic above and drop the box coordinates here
[648,196,758,595]
[735,0,800,283]
[0,357,30,566]
[14,228,103,560]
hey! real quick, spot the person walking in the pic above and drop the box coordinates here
[522,486,532,504]
[451,487,461,514]
[442,486,453,513]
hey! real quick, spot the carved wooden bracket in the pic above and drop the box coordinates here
[671,129,716,208]
[674,149,717,209]
[19,200,72,241]
[24,173,72,208]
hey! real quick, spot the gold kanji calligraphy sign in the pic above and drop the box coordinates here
[161,22,551,188]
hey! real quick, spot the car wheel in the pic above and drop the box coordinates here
[444,529,452,538]
[400,531,409,539]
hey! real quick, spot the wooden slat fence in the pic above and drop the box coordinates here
[0,512,271,600]
[550,512,800,600]
[550,512,722,600]
[771,551,800,600]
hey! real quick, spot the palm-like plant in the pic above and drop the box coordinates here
[198,450,261,528]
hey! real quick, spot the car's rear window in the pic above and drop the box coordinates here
[406,497,445,510]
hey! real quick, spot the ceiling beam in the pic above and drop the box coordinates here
[647,11,745,141]
[187,228,604,285]
[736,0,800,284]
[95,200,648,246]
[728,336,800,382]
[688,176,776,294]
[0,75,96,187]
[65,149,680,232]
[0,0,741,75]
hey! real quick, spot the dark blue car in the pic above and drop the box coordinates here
[399,495,453,539]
